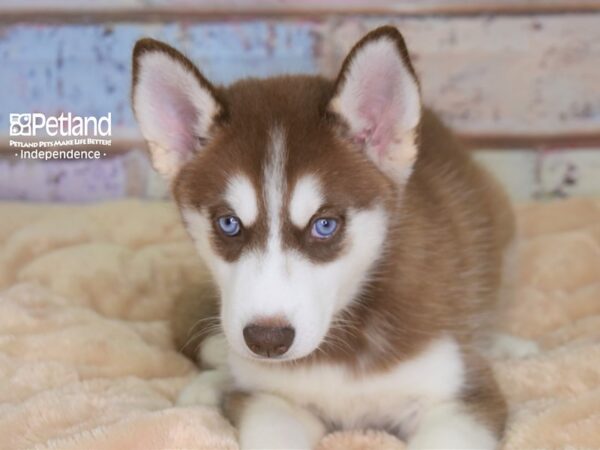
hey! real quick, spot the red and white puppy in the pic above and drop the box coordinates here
[132,26,520,449]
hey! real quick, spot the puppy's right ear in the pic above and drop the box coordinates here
[132,39,225,181]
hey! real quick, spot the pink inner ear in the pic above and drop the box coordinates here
[355,60,404,159]
[147,73,198,156]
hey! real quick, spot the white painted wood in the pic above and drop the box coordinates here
[1,0,599,16]
[318,14,600,135]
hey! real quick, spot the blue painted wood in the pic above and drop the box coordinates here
[0,21,318,131]
[0,153,129,201]
[2,17,600,202]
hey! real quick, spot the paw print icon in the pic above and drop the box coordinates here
[10,114,32,136]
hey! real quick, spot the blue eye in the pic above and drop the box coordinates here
[311,218,338,239]
[217,215,241,236]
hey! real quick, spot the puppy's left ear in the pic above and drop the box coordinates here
[328,26,421,182]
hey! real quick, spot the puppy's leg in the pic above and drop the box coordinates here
[171,281,221,364]
[487,237,539,360]
[171,283,231,408]
[226,392,326,450]
[176,333,231,407]
[177,367,231,407]
[409,357,506,450]
[408,401,498,450]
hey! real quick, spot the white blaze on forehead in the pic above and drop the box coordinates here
[264,127,287,248]
[225,174,258,226]
[289,175,323,228]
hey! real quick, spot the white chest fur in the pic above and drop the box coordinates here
[228,337,466,433]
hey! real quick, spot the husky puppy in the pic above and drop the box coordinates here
[132,26,518,449]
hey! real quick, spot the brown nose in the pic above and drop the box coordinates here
[243,324,295,358]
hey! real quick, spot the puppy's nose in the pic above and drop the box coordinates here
[243,322,295,358]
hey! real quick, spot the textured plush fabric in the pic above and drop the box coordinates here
[0,198,598,449]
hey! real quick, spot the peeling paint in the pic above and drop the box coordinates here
[1,15,600,202]
[0,21,318,130]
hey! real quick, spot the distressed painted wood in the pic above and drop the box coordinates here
[4,147,600,202]
[0,21,318,142]
[2,0,600,22]
[1,10,600,201]
[317,14,600,136]
[534,148,600,198]
[2,14,600,146]
[0,149,167,201]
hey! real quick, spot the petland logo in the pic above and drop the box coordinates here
[9,112,112,160]
[10,112,111,137]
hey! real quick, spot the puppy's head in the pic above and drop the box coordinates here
[132,26,422,362]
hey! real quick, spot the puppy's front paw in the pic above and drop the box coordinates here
[176,369,230,408]
[238,393,326,450]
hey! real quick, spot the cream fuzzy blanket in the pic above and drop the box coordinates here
[0,199,598,450]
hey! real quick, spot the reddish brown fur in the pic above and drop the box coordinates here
[171,282,220,366]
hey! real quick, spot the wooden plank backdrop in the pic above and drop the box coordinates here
[2,0,600,20]
[1,1,599,201]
